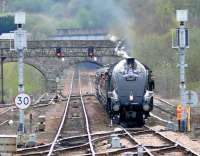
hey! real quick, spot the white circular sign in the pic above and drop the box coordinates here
[184,90,199,106]
[15,93,31,109]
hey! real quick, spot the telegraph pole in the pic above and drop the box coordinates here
[14,12,27,145]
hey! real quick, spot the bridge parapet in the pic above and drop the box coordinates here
[0,40,118,58]
[0,47,118,58]
[0,40,116,48]
[0,39,120,91]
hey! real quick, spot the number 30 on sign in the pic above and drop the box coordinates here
[15,93,31,109]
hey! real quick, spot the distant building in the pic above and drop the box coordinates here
[0,33,14,40]
[49,28,111,40]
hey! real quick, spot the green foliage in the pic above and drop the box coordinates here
[57,19,80,29]
[2,63,45,102]
[131,0,200,98]
[186,28,200,82]
[155,0,175,33]
[8,0,54,13]
[134,33,179,98]
[135,33,176,69]
[25,14,57,40]
[75,8,92,28]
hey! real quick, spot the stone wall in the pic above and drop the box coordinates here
[0,40,120,91]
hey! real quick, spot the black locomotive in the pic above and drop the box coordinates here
[95,57,154,127]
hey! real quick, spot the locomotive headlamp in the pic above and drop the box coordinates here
[143,103,150,111]
[129,92,134,101]
[129,95,133,101]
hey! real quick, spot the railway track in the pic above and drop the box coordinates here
[0,92,56,113]
[16,73,200,155]
[79,72,95,156]
[151,96,176,124]
[47,71,95,156]
[17,71,108,155]
[121,126,199,156]
[18,126,200,156]
[154,97,176,116]
[0,92,59,136]
[0,94,47,126]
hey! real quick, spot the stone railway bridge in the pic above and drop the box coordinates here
[0,40,120,91]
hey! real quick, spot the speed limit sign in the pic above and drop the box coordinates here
[15,93,31,109]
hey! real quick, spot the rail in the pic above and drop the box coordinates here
[0,92,51,110]
[122,127,154,156]
[0,93,55,130]
[145,125,200,156]
[0,120,9,126]
[154,96,176,108]
[153,96,176,120]
[18,126,200,156]
[47,72,74,156]
[122,126,200,156]
[0,108,12,115]
[79,72,96,156]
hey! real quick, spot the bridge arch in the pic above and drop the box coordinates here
[3,59,48,87]
[23,61,48,82]
[66,59,103,71]
[1,55,119,92]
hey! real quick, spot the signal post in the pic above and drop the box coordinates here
[14,12,31,146]
[173,10,198,132]
[172,10,189,132]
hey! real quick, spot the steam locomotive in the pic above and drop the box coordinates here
[95,57,154,127]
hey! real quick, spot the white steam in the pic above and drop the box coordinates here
[115,41,131,59]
